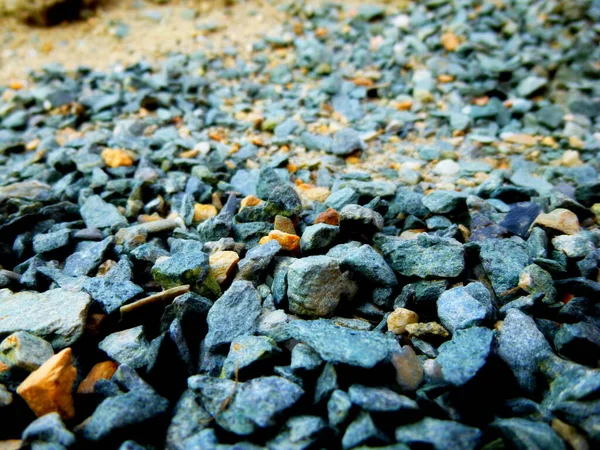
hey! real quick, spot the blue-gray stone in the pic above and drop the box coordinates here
[290,342,323,372]
[517,76,547,97]
[287,256,355,318]
[83,277,143,314]
[554,322,600,367]
[340,204,384,235]
[348,385,418,412]
[32,229,71,254]
[491,418,566,450]
[80,195,128,230]
[63,236,113,277]
[327,389,352,428]
[435,327,495,386]
[325,188,360,211]
[166,390,211,450]
[267,416,326,450]
[478,238,531,300]
[287,319,398,368]
[377,233,465,279]
[329,128,365,156]
[205,281,262,350]
[498,309,552,393]
[314,362,338,404]
[421,191,465,214]
[395,418,482,450]
[437,286,489,333]
[341,244,397,287]
[188,375,303,436]
[342,412,383,450]
[82,365,169,441]
[236,239,281,284]
[300,224,339,254]
[222,335,279,378]
[22,412,75,448]
[98,326,158,370]
[300,132,332,152]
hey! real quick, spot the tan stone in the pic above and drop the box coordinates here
[0,441,23,450]
[405,322,449,339]
[17,348,77,419]
[297,185,331,202]
[560,150,582,167]
[387,308,419,334]
[274,215,296,235]
[533,208,580,235]
[392,346,423,392]
[551,418,590,450]
[193,204,218,222]
[209,251,240,284]
[315,208,340,226]
[77,361,118,394]
[240,195,263,211]
[101,148,134,168]
[501,133,538,146]
[259,230,300,252]
[440,31,460,51]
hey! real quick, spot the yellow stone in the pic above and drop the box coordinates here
[569,136,585,149]
[560,150,582,167]
[259,230,300,252]
[551,418,589,450]
[387,308,419,334]
[274,215,296,235]
[101,148,134,168]
[17,348,77,420]
[501,133,538,146]
[405,322,449,339]
[440,31,460,51]
[209,251,240,284]
[591,204,600,222]
[297,185,331,202]
[193,204,218,222]
[240,195,263,211]
[533,208,580,235]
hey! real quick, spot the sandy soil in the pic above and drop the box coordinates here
[0,0,291,84]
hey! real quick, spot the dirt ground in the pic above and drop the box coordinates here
[0,0,292,84]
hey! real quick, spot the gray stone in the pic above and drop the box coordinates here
[377,234,465,278]
[300,224,339,254]
[0,288,90,349]
[80,195,128,230]
[290,342,323,372]
[98,326,156,370]
[435,327,495,386]
[32,229,71,254]
[222,335,279,378]
[421,191,465,214]
[63,236,113,277]
[205,281,262,350]
[478,238,531,300]
[22,412,76,448]
[342,412,382,450]
[0,331,54,371]
[341,244,397,287]
[330,128,365,156]
[491,418,566,450]
[83,365,169,441]
[340,204,384,235]
[287,256,355,318]
[83,277,144,314]
[552,234,595,259]
[236,240,281,284]
[267,415,326,450]
[517,76,547,97]
[325,188,360,211]
[188,375,303,436]
[498,309,552,393]
[437,287,489,334]
[395,418,482,450]
[287,319,398,368]
[348,385,418,412]
[152,250,220,299]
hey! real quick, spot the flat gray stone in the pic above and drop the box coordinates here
[0,288,91,349]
